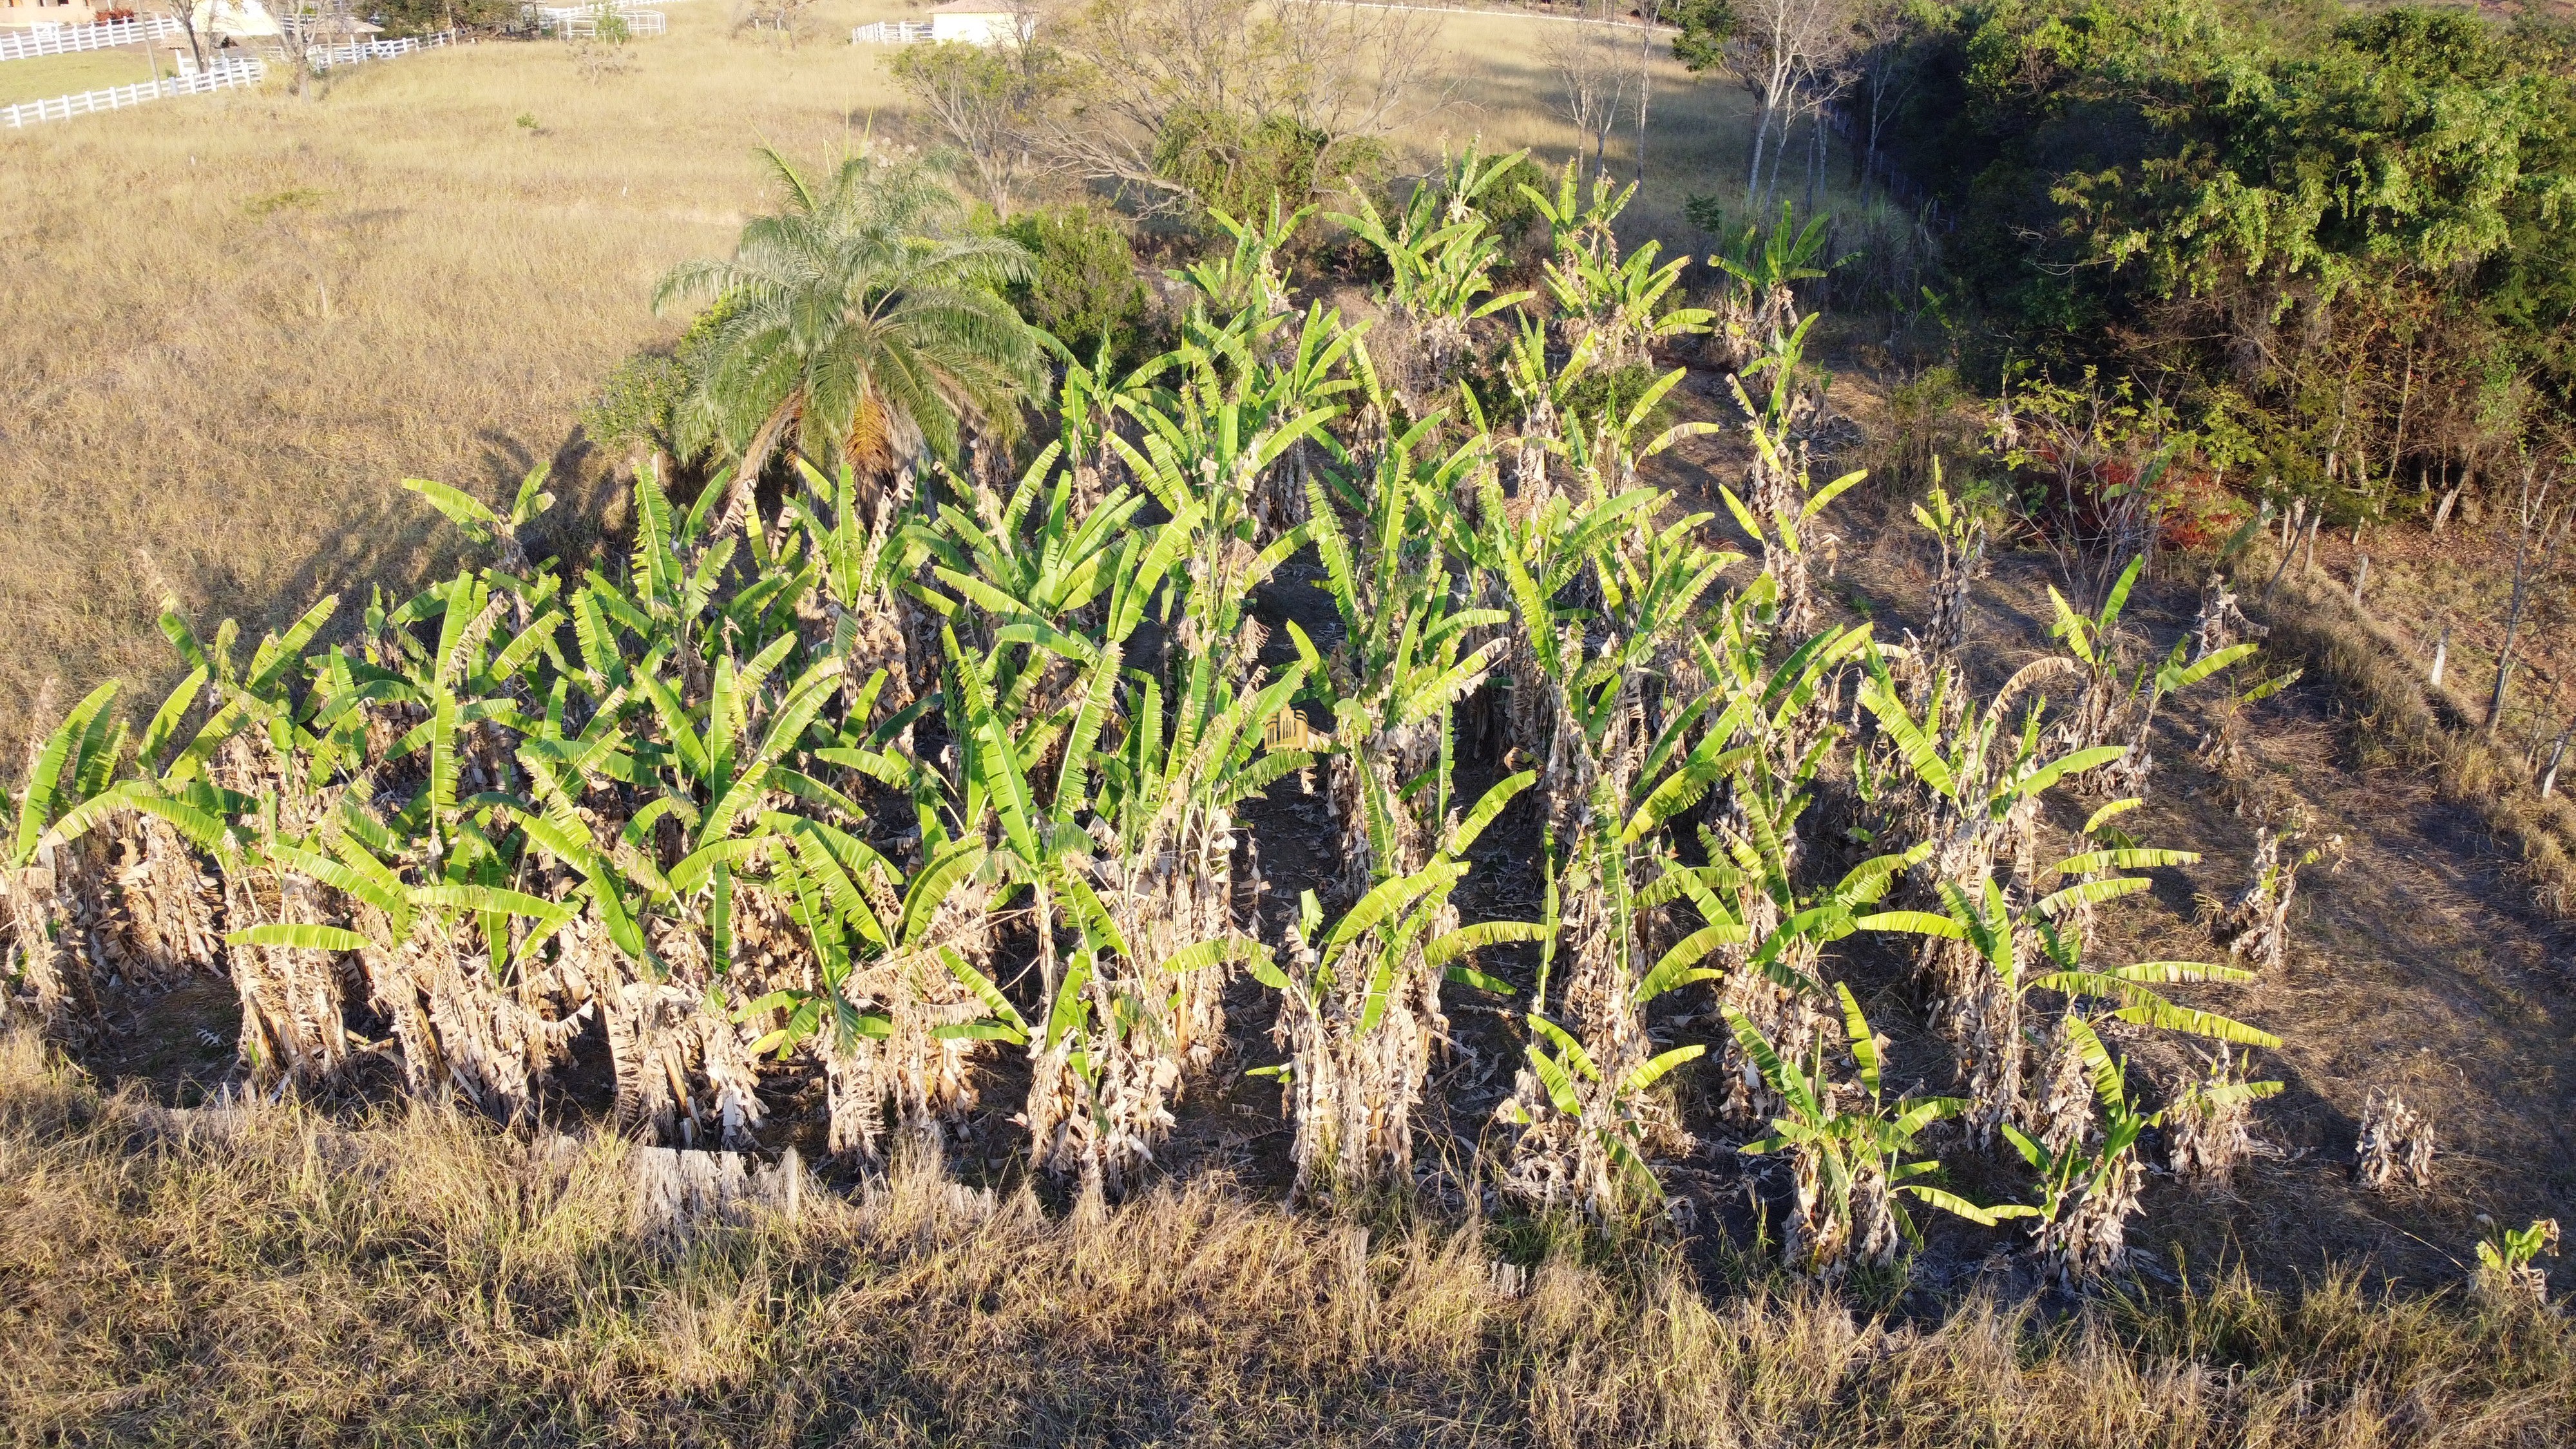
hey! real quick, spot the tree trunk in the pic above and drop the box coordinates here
[2488,466,2552,744]
[1746,98,1773,207]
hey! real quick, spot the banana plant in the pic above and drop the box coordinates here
[1053,336,1171,480]
[1859,864,2276,1147]
[1558,365,1726,507]
[403,463,556,580]
[1005,745,1282,1200]
[1329,143,1534,388]
[1706,200,1831,363]
[222,828,578,1122]
[2,681,130,1028]
[1252,771,1540,1201]
[906,444,1150,641]
[1107,320,1346,651]
[1520,156,1710,367]
[746,811,995,1166]
[1543,236,1710,372]
[2474,1216,2561,1304]
[1721,316,1861,637]
[2045,554,2260,799]
[1993,1016,2155,1285]
[1297,404,1508,890]
[1697,608,1875,828]
[779,457,926,733]
[1655,767,1931,1125]
[1474,469,1732,835]
[1172,198,1309,321]
[1858,650,2124,898]
[1502,1000,1705,1222]
[1088,648,1313,1018]
[1490,317,1594,506]
[1496,779,1717,1220]
[1724,983,2001,1276]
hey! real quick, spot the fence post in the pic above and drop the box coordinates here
[2430,621,2449,688]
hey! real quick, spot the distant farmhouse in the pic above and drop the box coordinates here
[926,1,1033,45]
[0,0,280,38]
[854,3,1034,49]
[0,0,105,30]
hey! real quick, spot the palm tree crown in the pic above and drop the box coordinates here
[656,149,1046,489]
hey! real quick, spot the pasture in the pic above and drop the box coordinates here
[0,46,156,105]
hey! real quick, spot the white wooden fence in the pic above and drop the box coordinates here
[526,3,668,37]
[0,15,182,63]
[1,56,263,129]
[850,19,930,43]
[306,29,457,71]
[553,10,664,37]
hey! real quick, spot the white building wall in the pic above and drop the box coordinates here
[928,11,1018,45]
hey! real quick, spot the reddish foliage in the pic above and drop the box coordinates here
[2159,470,2251,550]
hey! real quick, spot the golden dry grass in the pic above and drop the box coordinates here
[3,1028,2570,1447]
[0,3,1782,748]
[0,6,917,745]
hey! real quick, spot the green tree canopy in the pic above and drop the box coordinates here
[654,150,1047,493]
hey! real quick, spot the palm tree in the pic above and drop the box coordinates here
[656,149,1046,522]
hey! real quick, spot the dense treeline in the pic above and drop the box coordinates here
[1859,0,2576,517]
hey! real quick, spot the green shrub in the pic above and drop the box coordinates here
[580,297,738,460]
[1560,361,1677,439]
[998,205,1150,365]
[1152,109,1385,227]
[580,353,687,457]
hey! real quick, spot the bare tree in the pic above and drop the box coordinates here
[1035,0,1436,216]
[2488,456,2570,744]
[1726,0,1849,211]
[1542,0,1636,180]
[1843,0,1929,191]
[1633,0,1666,186]
[888,21,1069,217]
[273,0,361,99]
[160,0,210,71]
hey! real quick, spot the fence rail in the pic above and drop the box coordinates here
[0,15,181,63]
[524,3,669,37]
[1,56,263,129]
[305,29,456,71]
[555,10,663,37]
[850,19,931,43]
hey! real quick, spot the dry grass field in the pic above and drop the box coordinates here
[5,1031,2571,1448]
[0,3,1765,748]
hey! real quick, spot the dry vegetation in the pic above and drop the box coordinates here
[8,10,2576,1444]
[0,3,1760,749]
[4,1030,2571,1448]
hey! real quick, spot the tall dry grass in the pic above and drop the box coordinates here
[0,7,915,747]
[0,5,1801,748]
[3,1027,2568,1447]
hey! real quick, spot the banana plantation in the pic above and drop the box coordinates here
[1,153,2297,1285]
